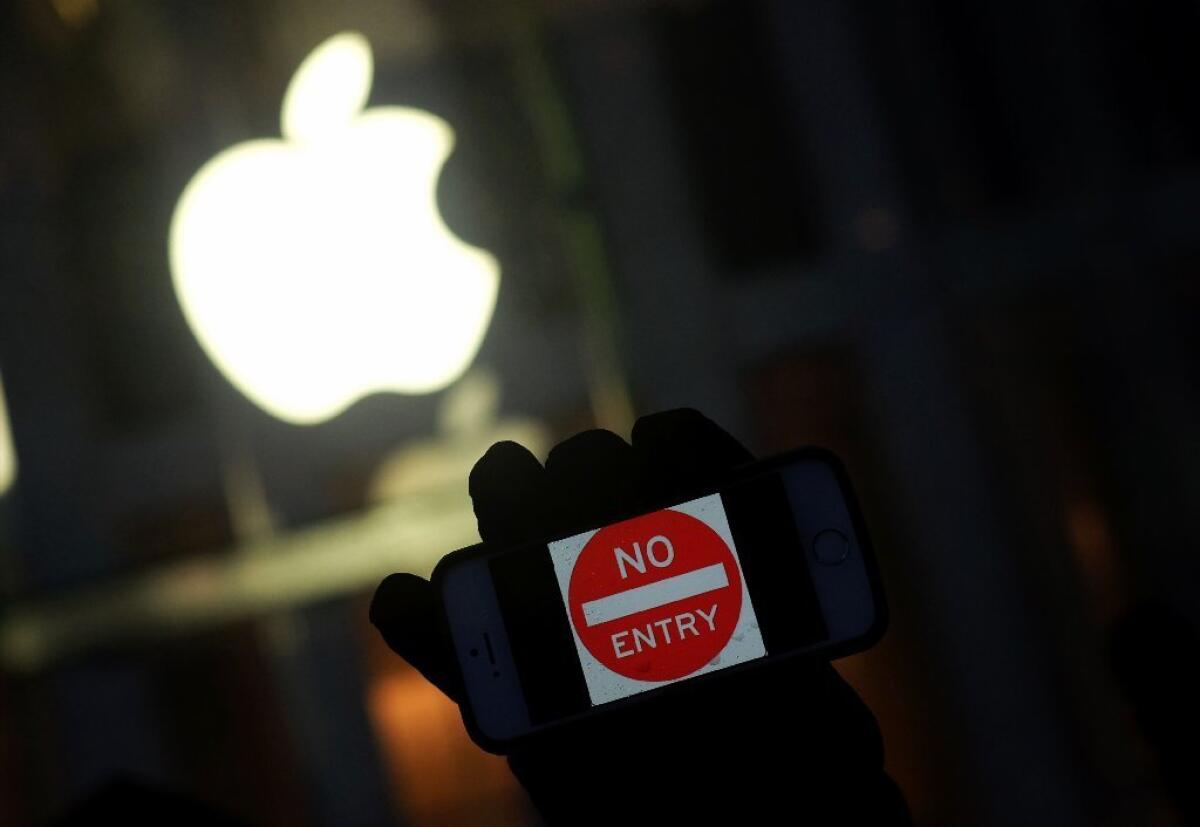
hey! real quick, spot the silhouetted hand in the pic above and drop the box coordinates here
[371,409,910,824]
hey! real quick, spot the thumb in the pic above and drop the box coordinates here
[370,573,462,702]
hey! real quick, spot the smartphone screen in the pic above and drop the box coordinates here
[483,471,829,725]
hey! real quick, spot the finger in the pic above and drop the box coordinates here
[631,408,753,499]
[543,429,641,531]
[468,441,551,545]
[370,573,461,702]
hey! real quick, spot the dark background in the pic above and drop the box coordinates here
[2,0,1199,824]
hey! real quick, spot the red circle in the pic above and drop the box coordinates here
[567,508,741,682]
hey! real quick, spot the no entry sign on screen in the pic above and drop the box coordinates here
[550,494,766,705]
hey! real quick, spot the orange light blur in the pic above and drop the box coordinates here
[367,666,530,825]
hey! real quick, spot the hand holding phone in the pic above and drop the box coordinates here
[371,409,910,824]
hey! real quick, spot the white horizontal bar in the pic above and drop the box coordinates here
[581,563,729,627]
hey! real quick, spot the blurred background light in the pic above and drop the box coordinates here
[369,370,550,505]
[48,0,98,29]
[0,371,15,495]
[0,482,480,673]
[169,31,499,425]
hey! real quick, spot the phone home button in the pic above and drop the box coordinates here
[812,529,850,565]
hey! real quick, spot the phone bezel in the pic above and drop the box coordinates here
[431,446,889,754]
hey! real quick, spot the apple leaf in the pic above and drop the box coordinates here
[282,31,373,141]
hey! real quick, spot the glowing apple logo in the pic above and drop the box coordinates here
[170,32,499,425]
